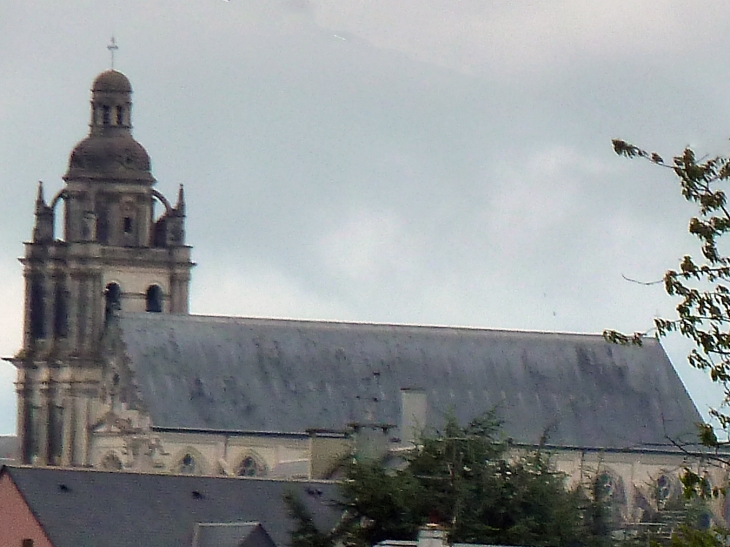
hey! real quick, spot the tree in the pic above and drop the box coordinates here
[287,413,609,547]
[605,140,730,504]
[606,140,730,435]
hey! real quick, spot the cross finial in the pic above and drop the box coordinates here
[107,36,119,70]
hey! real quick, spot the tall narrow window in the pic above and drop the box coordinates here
[123,216,133,234]
[24,405,38,464]
[102,105,111,125]
[54,285,68,338]
[49,405,64,465]
[116,106,124,125]
[96,203,109,244]
[146,285,163,313]
[29,278,45,340]
[105,283,122,323]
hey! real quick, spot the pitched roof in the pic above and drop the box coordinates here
[3,465,339,547]
[116,313,702,450]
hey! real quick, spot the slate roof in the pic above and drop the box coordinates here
[193,522,276,547]
[3,465,339,547]
[116,313,702,450]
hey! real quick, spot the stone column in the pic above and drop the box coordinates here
[37,377,50,465]
[67,271,81,353]
[15,379,28,463]
[89,273,103,343]
[170,272,190,313]
[43,273,55,348]
[80,391,91,466]
[83,275,94,353]
[74,273,95,355]
[61,384,75,466]
[21,270,33,350]
[139,195,151,247]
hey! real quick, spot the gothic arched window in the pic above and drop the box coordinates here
[146,285,163,313]
[595,472,616,500]
[237,454,267,477]
[174,450,206,475]
[179,453,197,474]
[594,471,625,526]
[656,474,674,507]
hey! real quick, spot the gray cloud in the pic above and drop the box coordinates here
[1,1,729,433]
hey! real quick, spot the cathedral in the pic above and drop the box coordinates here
[7,69,727,526]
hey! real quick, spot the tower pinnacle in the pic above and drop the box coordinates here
[35,181,46,209]
[175,184,186,215]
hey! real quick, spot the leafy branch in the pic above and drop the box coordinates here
[606,140,730,426]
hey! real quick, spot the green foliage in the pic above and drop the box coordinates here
[667,525,730,547]
[284,491,337,547]
[606,139,730,432]
[287,413,610,547]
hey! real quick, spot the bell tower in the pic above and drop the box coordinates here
[11,70,194,466]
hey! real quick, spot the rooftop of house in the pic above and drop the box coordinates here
[1,465,340,547]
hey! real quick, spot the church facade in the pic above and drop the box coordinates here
[7,70,729,527]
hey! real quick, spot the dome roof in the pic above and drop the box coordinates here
[65,134,154,183]
[92,70,132,93]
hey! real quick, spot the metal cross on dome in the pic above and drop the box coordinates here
[107,36,119,70]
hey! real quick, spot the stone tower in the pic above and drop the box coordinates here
[10,70,194,466]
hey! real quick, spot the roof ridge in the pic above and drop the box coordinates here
[119,312,632,340]
[2,464,337,484]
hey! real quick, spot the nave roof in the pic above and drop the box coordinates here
[115,313,702,450]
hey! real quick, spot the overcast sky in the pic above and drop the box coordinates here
[1,1,729,435]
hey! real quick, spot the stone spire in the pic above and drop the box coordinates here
[32,181,53,243]
[175,184,186,215]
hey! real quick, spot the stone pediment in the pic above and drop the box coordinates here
[91,411,138,435]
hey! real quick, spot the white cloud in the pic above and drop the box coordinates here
[310,0,728,77]
[191,262,350,320]
[316,209,424,282]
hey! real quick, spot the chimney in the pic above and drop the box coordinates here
[351,423,391,462]
[417,524,448,547]
[400,388,427,446]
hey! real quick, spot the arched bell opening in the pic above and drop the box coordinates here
[104,282,122,323]
[50,189,68,243]
[145,285,163,313]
